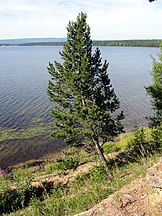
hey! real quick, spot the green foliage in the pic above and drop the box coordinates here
[44,162,58,174]
[126,127,162,159]
[103,133,133,154]
[93,39,161,47]
[55,153,79,171]
[47,12,124,176]
[145,44,162,127]
[0,188,23,214]
[113,192,120,204]
[0,168,33,215]
[151,124,162,148]
[1,135,162,215]
[126,128,148,158]
[90,166,107,182]
[16,39,162,48]
[9,153,161,216]
[45,152,79,174]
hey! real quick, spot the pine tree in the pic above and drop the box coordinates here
[145,44,162,127]
[47,12,124,179]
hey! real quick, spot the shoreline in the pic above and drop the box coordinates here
[0,121,148,169]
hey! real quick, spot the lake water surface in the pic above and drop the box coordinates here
[0,46,159,130]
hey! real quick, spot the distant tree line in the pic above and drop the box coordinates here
[1,39,161,47]
[93,40,162,47]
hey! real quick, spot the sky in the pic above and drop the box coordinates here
[0,0,162,40]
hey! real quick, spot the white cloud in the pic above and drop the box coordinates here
[0,0,162,39]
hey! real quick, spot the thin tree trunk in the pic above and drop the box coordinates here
[92,137,113,180]
[81,96,86,108]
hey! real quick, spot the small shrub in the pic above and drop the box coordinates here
[103,133,133,154]
[0,185,33,215]
[44,163,59,174]
[45,151,80,174]
[0,168,34,215]
[126,128,150,158]
[56,152,79,170]
[151,124,162,149]
[126,126,162,160]
[90,166,107,182]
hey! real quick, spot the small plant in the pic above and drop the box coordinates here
[113,192,120,204]
[0,168,34,215]
[126,127,150,158]
[44,162,59,174]
[126,126,162,160]
[103,133,133,154]
[56,152,79,170]
[151,124,162,149]
[45,151,80,174]
[90,166,107,182]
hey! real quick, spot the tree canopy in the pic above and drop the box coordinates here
[47,12,124,178]
[145,45,162,126]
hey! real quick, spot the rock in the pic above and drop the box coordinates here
[146,158,162,188]
[119,192,137,208]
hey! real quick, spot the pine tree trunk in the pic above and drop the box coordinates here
[92,137,113,180]
[81,96,86,108]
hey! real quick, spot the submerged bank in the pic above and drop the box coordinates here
[0,125,66,169]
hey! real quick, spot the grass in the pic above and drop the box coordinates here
[103,132,134,154]
[43,149,92,175]
[2,153,160,216]
[1,151,161,215]
[1,125,161,215]
[103,127,155,154]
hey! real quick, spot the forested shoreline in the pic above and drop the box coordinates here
[1,39,162,47]
[94,39,162,47]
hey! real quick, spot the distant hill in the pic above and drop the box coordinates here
[0,38,67,45]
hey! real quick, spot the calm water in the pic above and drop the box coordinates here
[0,46,159,130]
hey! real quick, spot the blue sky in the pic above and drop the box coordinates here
[0,0,162,40]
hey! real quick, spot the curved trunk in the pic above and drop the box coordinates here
[92,137,113,180]
[81,96,86,108]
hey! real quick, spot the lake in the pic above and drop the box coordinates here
[0,46,159,130]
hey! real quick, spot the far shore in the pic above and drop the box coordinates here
[0,39,161,47]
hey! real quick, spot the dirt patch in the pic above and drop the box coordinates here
[32,162,97,187]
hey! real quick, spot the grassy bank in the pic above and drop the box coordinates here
[0,126,161,215]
